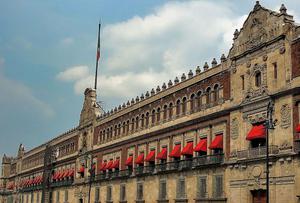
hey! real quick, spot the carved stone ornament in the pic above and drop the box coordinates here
[280,104,291,129]
[247,61,251,68]
[279,47,286,54]
[230,118,239,140]
[263,55,268,61]
[251,165,262,178]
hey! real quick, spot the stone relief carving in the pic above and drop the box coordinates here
[280,104,291,129]
[230,118,239,140]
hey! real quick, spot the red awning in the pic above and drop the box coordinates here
[125,156,133,166]
[181,142,194,155]
[135,153,144,164]
[194,138,207,152]
[296,124,300,133]
[156,148,167,160]
[68,169,74,177]
[100,162,107,171]
[112,159,120,169]
[57,171,63,180]
[106,160,114,170]
[62,170,69,178]
[145,150,156,162]
[209,134,223,149]
[246,124,266,140]
[169,144,181,158]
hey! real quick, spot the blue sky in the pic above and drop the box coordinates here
[0,0,299,158]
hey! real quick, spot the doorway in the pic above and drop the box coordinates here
[79,198,83,203]
[252,189,266,203]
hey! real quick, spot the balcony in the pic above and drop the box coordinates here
[21,184,43,192]
[119,169,133,178]
[155,163,167,173]
[193,154,224,168]
[236,145,279,159]
[179,159,193,170]
[51,179,73,187]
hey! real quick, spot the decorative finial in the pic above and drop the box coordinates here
[140,93,144,100]
[151,88,155,95]
[145,91,150,98]
[188,70,193,78]
[136,96,140,102]
[162,83,167,90]
[168,80,173,87]
[181,73,186,81]
[211,58,217,67]
[126,100,130,106]
[174,77,179,84]
[280,4,287,14]
[254,1,261,11]
[156,86,161,93]
[203,62,209,71]
[195,66,201,74]
[114,107,117,112]
[122,103,126,108]
[131,98,135,104]
[220,54,226,62]
[118,105,121,110]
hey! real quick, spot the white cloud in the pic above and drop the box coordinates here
[57,1,246,109]
[56,65,90,81]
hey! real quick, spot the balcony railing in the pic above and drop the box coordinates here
[193,154,224,167]
[51,179,74,187]
[155,163,167,173]
[236,145,279,159]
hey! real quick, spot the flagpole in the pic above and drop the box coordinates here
[94,22,101,90]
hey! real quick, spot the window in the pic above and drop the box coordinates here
[176,99,181,116]
[56,191,60,203]
[163,105,168,120]
[197,91,202,108]
[176,177,186,199]
[95,187,100,202]
[157,108,161,122]
[255,71,262,87]
[213,175,223,198]
[145,113,149,127]
[114,125,117,137]
[64,190,68,202]
[141,114,145,128]
[241,75,245,90]
[273,62,277,79]
[190,94,195,112]
[169,103,173,119]
[106,186,112,202]
[36,193,39,203]
[131,118,135,131]
[159,179,167,200]
[213,84,219,102]
[197,176,207,198]
[118,123,121,136]
[135,116,139,129]
[151,109,156,124]
[120,184,126,201]
[206,87,211,104]
[126,120,130,134]
[31,192,34,203]
[136,182,144,200]
[182,97,187,114]
[122,122,126,134]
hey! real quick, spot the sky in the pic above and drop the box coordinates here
[0,0,300,158]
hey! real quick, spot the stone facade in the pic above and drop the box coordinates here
[1,2,300,203]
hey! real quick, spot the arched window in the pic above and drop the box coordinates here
[99,131,102,143]
[110,127,113,139]
[176,99,181,116]
[118,123,121,136]
[213,84,219,102]
[169,103,173,119]
[206,87,211,104]
[103,130,106,141]
[126,120,130,134]
[145,112,149,127]
[114,125,117,137]
[157,107,161,122]
[122,122,126,134]
[190,94,195,112]
[141,114,145,128]
[151,109,156,124]
[107,128,110,140]
[197,91,202,109]
[255,71,262,87]
[182,97,187,114]
[135,116,139,129]
[163,105,168,120]
[131,118,135,131]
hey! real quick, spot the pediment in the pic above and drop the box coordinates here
[228,3,294,58]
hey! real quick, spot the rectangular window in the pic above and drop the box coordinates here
[64,190,68,202]
[56,191,60,203]
[120,184,126,201]
[36,193,39,203]
[136,182,144,200]
[159,179,167,200]
[197,176,207,198]
[176,177,186,199]
[31,193,34,203]
[95,187,100,202]
[106,186,112,201]
[213,175,223,198]
[273,62,277,79]
[241,75,245,90]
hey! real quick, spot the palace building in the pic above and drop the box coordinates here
[2,1,300,203]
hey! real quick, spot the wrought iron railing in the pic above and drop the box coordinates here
[236,145,279,159]
[193,154,224,167]
[51,179,73,187]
